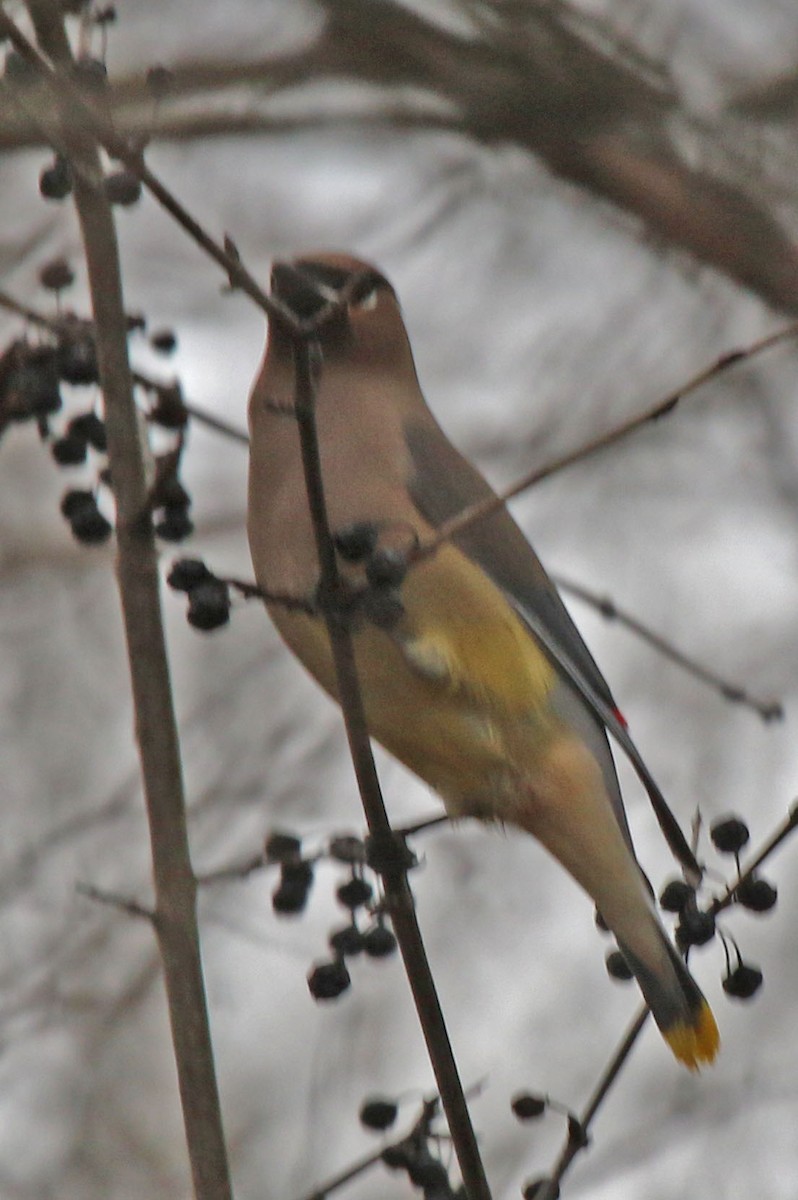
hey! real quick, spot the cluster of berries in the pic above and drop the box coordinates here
[360,1095,466,1200]
[262,830,398,1003]
[5,25,143,210]
[0,254,195,549]
[604,814,775,1001]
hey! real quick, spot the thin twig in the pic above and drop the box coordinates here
[555,575,784,723]
[538,1007,650,1200]
[22,5,233,1198]
[412,323,798,562]
[76,881,155,921]
[196,853,268,885]
[299,1145,387,1200]
[290,337,491,1200]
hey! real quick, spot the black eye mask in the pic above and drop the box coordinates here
[270,260,392,318]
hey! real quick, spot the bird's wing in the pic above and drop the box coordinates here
[403,416,701,881]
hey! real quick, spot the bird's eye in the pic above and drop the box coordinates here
[353,288,379,312]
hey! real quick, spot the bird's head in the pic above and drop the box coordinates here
[267,252,413,374]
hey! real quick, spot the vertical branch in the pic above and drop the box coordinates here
[292,341,492,1200]
[24,5,232,1199]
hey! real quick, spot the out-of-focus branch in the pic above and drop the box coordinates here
[22,5,233,1198]
[5,0,798,312]
[554,575,784,723]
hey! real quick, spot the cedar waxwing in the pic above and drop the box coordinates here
[247,252,719,1070]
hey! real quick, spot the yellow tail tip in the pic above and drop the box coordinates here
[665,1003,720,1071]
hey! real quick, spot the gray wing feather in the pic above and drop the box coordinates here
[404,417,701,880]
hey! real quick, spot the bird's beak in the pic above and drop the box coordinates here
[270,261,344,321]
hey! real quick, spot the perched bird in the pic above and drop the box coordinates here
[247,252,719,1070]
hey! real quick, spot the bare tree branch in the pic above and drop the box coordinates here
[5,0,798,312]
[22,5,233,1197]
[412,321,798,561]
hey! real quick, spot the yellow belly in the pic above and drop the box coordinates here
[267,546,558,818]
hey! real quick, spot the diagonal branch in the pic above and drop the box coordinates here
[554,575,784,723]
[412,320,798,562]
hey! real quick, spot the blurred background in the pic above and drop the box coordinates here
[1,1,798,1197]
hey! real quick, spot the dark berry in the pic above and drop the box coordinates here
[51,434,87,465]
[150,328,177,354]
[307,959,351,1000]
[334,522,379,562]
[73,57,108,92]
[359,1097,398,1131]
[5,352,62,419]
[58,336,98,385]
[39,257,75,292]
[676,909,716,950]
[104,170,142,207]
[711,816,750,855]
[735,876,777,913]
[155,504,194,542]
[605,949,633,981]
[382,1143,412,1171]
[154,475,191,509]
[281,860,314,888]
[271,878,311,915]
[511,1092,547,1120]
[328,834,365,865]
[523,1179,559,1200]
[329,924,365,957]
[264,830,302,863]
[146,64,173,99]
[60,489,95,519]
[186,580,230,631]
[166,558,212,593]
[68,411,107,451]
[365,547,407,588]
[407,1154,449,1190]
[336,876,373,910]
[723,963,763,1000]
[149,383,188,428]
[659,878,695,913]
[39,156,73,201]
[362,922,397,958]
[272,861,313,913]
[362,587,404,629]
[70,503,113,545]
[4,50,37,86]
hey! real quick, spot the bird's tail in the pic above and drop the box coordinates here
[617,927,719,1070]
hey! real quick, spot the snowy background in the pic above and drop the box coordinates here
[1,1,797,1198]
